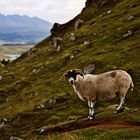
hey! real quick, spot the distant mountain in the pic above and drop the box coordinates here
[0,14,52,44]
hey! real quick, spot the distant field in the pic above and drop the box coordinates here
[0,45,33,60]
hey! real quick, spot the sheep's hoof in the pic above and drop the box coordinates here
[88,115,95,120]
[113,110,118,114]
[114,108,125,114]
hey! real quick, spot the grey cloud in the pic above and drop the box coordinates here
[0,0,86,23]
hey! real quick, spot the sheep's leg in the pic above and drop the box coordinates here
[88,101,95,120]
[114,97,126,114]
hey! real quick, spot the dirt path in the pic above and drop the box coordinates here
[39,117,140,135]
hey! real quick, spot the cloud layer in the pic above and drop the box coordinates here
[0,0,86,23]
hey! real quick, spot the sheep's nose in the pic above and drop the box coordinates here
[69,78,74,85]
[70,80,74,85]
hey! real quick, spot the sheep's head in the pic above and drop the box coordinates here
[63,69,84,85]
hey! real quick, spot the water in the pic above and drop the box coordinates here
[0,54,21,60]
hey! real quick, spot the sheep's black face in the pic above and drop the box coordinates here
[66,70,77,85]
[64,69,84,85]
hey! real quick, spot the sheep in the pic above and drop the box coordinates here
[64,69,134,120]
[69,32,75,41]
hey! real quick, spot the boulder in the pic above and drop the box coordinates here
[51,23,61,34]
[84,64,95,74]
[74,19,84,31]
[127,15,135,21]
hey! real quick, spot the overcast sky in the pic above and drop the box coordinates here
[0,0,86,24]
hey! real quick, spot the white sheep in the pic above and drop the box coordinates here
[64,69,134,120]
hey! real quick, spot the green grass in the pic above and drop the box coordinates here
[0,0,140,139]
[34,128,140,140]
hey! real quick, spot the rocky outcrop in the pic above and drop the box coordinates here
[85,0,118,7]
[50,23,61,35]
[50,0,118,36]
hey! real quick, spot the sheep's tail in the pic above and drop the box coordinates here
[126,70,134,92]
[130,80,134,91]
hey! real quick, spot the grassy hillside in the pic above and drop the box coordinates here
[0,45,33,54]
[0,0,140,139]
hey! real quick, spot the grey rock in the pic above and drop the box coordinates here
[122,30,133,38]
[127,15,135,21]
[48,98,56,104]
[84,40,90,45]
[107,10,112,14]
[69,32,75,41]
[40,126,48,133]
[52,37,63,48]
[10,136,23,140]
[3,118,8,123]
[0,122,5,128]
[56,46,61,52]
[35,104,45,109]
[69,54,75,60]
[0,118,8,128]
[84,64,95,74]
[32,69,40,74]
[74,19,84,31]
[32,69,37,73]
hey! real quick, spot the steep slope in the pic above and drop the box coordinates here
[0,0,140,139]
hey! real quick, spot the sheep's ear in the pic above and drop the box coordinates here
[74,69,84,77]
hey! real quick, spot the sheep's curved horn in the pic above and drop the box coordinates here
[74,69,84,77]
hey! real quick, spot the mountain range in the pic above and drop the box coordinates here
[0,14,52,44]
